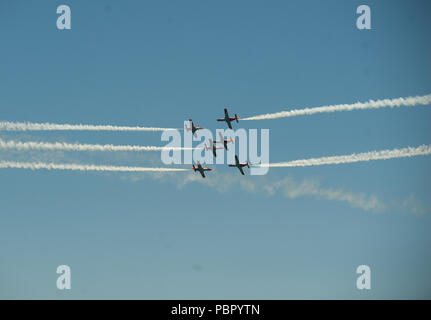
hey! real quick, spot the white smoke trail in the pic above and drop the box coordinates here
[242,94,431,120]
[0,121,177,132]
[0,138,195,152]
[0,161,189,173]
[257,145,431,168]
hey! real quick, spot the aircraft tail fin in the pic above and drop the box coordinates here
[235,114,239,123]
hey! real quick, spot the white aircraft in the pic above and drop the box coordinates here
[204,139,224,157]
[213,132,235,151]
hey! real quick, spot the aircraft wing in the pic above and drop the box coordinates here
[238,166,245,175]
[224,108,229,117]
[227,121,232,129]
[200,171,206,178]
[218,132,225,143]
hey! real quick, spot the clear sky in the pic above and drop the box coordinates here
[0,0,430,299]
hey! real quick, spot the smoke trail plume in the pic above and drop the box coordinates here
[0,161,188,172]
[0,138,195,152]
[257,145,431,168]
[0,121,177,132]
[242,94,431,120]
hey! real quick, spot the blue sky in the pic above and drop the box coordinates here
[0,0,430,299]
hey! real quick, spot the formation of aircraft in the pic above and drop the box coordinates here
[191,108,252,178]
[192,161,212,178]
[228,155,251,176]
[217,108,240,129]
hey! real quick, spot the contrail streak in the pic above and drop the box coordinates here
[0,161,189,173]
[0,121,177,132]
[242,94,431,120]
[256,145,431,168]
[0,138,195,152]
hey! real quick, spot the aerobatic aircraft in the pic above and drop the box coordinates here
[228,155,250,175]
[185,119,204,137]
[204,139,224,157]
[213,132,235,150]
[192,161,212,178]
[217,108,240,129]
